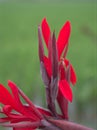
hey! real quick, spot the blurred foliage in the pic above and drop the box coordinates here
[0,0,97,129]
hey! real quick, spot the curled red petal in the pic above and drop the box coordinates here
[59,80,73,102]
[57,21,71,59]
[41,18,51,47]
[65,59,77,85]
[43,56,52,77]
[0,84,15,106]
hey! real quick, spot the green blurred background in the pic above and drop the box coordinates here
[0,0,97,129]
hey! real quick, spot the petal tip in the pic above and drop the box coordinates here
[42,17,47,25]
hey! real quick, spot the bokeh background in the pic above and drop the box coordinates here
[0,0,97,130]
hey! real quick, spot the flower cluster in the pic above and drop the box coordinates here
[0,18,77,130]
[39,18,77,119]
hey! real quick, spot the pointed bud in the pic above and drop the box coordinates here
[50,32,59,102]
[52,32,58,79]
[38,26,44,62]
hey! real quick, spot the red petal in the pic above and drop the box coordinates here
[43,56,52,77]
[70,64,77,85]
[59,80,73,102]
[8,81,27,113]
[65,59,77,85]
[0,84,15,106]
[41,18,51,47]
[8,81,39,120]
[57,89,68,119]
[8,80,22,105]
[57,21,71,59]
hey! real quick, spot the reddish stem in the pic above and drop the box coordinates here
[48,119,94,130]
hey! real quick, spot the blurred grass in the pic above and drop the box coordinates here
[0,0,97,129]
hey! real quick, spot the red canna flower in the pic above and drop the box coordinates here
[41,18,77,99]
[0,81,93,130]
[0,80,52,130]
[38,18,77,119]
